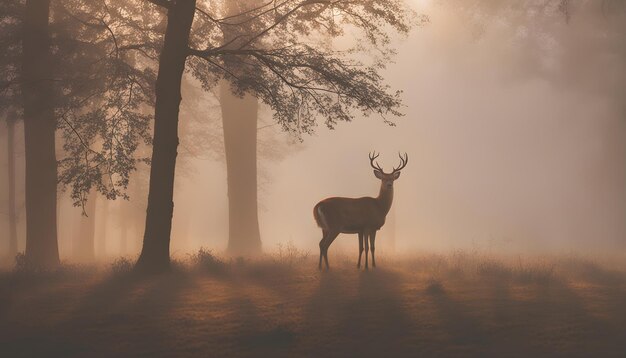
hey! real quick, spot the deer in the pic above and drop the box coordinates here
[313,152,408,270]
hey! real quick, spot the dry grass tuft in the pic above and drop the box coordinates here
[188,247,227,274]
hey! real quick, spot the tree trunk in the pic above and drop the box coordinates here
[96,198,108,259]
[7,118,18,259]
[119,205,127,256]
[135,0,196,273]
[21,0,59,268]
[221,82,262,255]
[73,191,97,262]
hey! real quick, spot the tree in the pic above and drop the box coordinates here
[134,0,197,272]
[73,190,96,261]
[178,73,299,256]
[219,0,262,256]
[220,83,262,255]
[21,0,60,268]
[96,197,109,259]
[130,0,422,272]
[5,112,18,259]
[0,2,21,263]
[1,0,155,267]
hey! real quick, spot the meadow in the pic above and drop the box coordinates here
[1,247,625,357]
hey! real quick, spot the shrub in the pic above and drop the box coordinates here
[273,241,310,267]
[13,252,28,272]
[425,278,445,294]
[477,259,513,280]
[189,247,227,274]
[110,257,134,275]
[514,257,555,284]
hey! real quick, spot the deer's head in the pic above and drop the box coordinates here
[369,152,408,190]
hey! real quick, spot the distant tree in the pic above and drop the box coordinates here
[178,72,297,255]
[220,83,262,255]
[95,197,108,259]
[73,190,96,261]
[218,0,262,256]
[3,110,19,260]
[0,2,22,263]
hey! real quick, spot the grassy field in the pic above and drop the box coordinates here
[1,249,625,357]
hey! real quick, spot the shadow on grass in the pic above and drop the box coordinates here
[1,268,195,357]
[425,265,626,357]
[301,267,414,356]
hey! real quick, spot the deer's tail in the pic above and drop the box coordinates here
[313,202,327,229]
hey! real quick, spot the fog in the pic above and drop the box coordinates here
[4,3,626,356]
[170,0,626,256]
[1,0,625,261]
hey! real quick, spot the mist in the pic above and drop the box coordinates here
[159,0,626,258]
[1,0,625,262]
[2,1,626,357]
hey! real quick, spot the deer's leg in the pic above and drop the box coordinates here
[364,232,370,270]
[318,230,328,270]
[324,231,339,270]
[370,230,377,268]
[357,232,364,268]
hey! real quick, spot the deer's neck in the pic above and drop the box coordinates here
[377,186,394,215]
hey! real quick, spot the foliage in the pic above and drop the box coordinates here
[3,0,427,219]
[188,0,429,137]
[53,0,160,210]
[0,0,160,211]
[0,1,23,116]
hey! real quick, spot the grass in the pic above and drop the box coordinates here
[0,248,624,357]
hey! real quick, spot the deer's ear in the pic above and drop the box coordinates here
[374,170,384,179]
[392,171,401,179]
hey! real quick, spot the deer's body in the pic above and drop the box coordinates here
[314,194,392,234]
[315,152,407,270]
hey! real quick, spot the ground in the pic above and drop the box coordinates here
[1,251,625,357]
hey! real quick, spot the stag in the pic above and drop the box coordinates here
[314,152,408,270]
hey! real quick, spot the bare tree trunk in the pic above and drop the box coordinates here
[221,83,262,255]
[96,198,108,259]
[7,118,18,259]
[135,0,196,273]
[73,191,96,262]
[117,200,129,256]
[119,205,127,256]
[219,0,263,256]
[21,0,59,268]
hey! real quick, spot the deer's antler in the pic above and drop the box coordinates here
[369,151,385,173]
[392,152,408,173]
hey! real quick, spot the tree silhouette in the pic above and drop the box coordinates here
[20,0,60,268]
